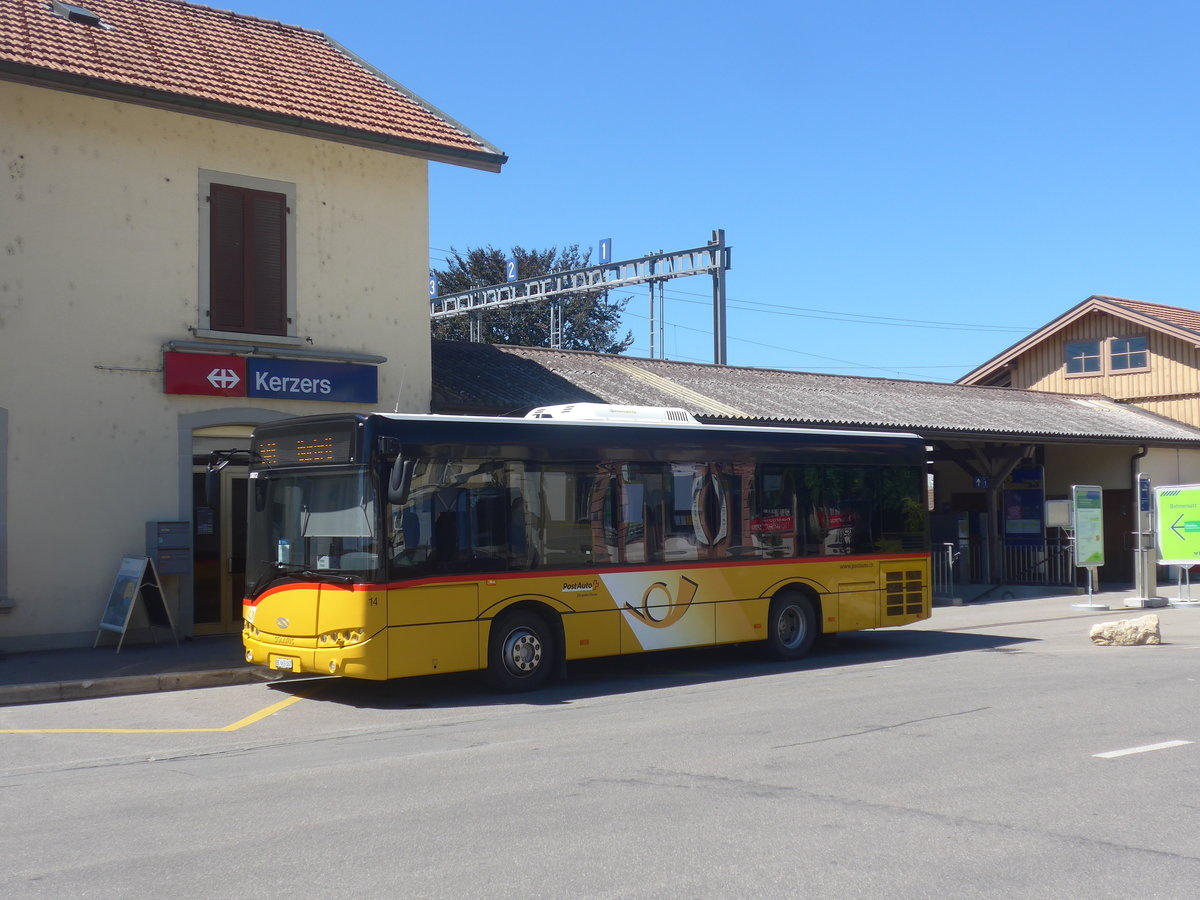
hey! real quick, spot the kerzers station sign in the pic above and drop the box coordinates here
[164,351,377,404]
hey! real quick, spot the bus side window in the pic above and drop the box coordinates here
[434,509,459,566]
[471,488,509,564]
[402,507,420,549]
[535,466,594,567]
[509,491,528,566]
[753,465,798,558]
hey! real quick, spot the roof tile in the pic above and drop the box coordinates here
[0,0,505,168]
[1097,295,1200,334]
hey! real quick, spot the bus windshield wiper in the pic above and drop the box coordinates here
[248,562,356,597]
[292,568,356,584]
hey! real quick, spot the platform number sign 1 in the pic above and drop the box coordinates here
[599,238,612,264]
[506,259,518,282]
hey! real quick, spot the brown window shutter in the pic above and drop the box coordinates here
[249,192,286,334]
[209,184,287,336]
[209,184,247,331]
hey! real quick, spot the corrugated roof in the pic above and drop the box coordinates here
[0,0,506,170]
[432,340,1200,444]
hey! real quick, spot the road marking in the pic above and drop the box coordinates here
[1093,740,1193,759]
[0,692,306,734]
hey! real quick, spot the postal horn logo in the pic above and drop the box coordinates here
[625,576,699,629]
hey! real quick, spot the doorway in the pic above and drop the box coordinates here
[1099,489,1133,585]
[191,466,247,634]
[190,423,255,635]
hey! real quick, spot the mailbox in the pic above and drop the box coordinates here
[146,521,191,576]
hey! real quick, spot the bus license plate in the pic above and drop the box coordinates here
[273,657,294,671]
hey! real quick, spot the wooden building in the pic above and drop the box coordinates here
[958,295,1200,428]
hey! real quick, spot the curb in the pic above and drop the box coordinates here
[0,667,286,707]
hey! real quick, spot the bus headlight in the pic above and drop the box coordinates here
[319,629,366,646]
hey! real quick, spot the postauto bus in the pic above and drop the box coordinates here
[227,404,930,691]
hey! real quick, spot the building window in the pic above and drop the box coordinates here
[1110,336,1149,371]
[1065,336,1150,376]
[198,171,296,340]
[1065,341,1101,374]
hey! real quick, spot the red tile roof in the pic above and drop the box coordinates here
[0,0,506,170]
[1098,295,1200,334]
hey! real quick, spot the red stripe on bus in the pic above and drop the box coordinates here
[244,552,930,604]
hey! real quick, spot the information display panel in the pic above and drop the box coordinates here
[1155,484,1200,566]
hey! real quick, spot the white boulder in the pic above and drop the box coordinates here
[1089,614,1162,646]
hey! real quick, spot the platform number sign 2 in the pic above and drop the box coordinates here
[506,259,518,282]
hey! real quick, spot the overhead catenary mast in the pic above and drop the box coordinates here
[430,229,731,364]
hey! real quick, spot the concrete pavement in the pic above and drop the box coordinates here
[1,586,1196,706]
[0,632,287,706]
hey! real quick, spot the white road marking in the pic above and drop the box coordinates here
[1093,740,1193,759]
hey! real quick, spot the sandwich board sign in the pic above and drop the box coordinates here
[95,556,178,653]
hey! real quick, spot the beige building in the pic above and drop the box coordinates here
[0,0,505,650]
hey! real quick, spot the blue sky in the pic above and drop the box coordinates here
[232,1,1199,381]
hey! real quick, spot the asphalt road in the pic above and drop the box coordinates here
[1,595,1198,898]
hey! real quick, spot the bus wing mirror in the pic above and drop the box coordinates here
[388,457,415,505]
[204,468,221,509]
[204,450,232,508]
[205,448,258,508]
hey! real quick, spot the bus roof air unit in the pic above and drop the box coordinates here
[525,403,699,424]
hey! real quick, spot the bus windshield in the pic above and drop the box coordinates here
[246,467,380,590]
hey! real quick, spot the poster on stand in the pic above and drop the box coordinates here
[1071,485,1104,568]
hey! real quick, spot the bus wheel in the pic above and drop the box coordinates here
[765,592,816,661]
[487,610,555,692]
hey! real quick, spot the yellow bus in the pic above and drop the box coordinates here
[229,404,930,691]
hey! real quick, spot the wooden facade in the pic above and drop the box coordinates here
[959,296,1200,428]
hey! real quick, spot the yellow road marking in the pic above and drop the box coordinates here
[0,692,306,734]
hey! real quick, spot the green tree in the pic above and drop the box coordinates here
[431,244,633,353]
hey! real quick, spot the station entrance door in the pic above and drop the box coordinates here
[191,425,253,635]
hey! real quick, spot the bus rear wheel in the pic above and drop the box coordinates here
[487,609,556,692]
[765,592,817,661]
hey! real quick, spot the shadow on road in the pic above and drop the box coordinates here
[267,627,1032,711]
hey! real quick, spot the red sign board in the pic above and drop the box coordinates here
[164,352,247,397]
[751,515,794,534]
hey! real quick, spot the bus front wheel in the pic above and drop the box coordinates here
[487,609,556,692]
[765,592,817,661]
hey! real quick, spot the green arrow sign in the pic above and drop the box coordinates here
[1155,484,1200,565]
